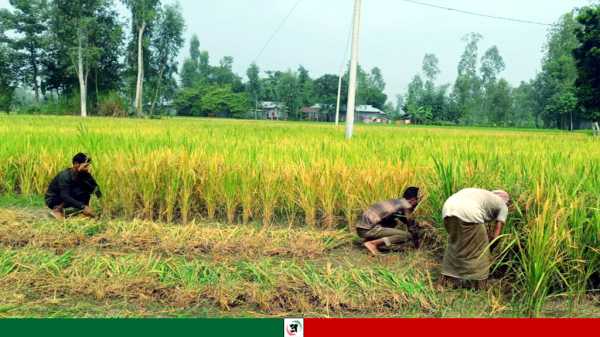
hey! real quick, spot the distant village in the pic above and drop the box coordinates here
[257,102,409,124]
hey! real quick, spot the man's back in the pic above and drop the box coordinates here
[45,169,73,199]
[358,198,411,229]
[443,188,508,224]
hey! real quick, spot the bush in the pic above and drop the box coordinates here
[96,92,128,117]
[21,95,80,115]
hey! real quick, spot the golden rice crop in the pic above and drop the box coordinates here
[0,115,598,316]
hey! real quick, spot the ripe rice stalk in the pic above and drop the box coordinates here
[162,153,182,223]
[201,156,224,220]
[516,185,568,317]
[258,165,280,226]
[178,154,196,224]
[316,163,342,229]
[222,167,241,224]
[295,164,318,228]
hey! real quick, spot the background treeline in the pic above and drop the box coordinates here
[0,1,599,128]
[403,10,599,129]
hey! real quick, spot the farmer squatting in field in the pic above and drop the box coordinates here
[45,153,102,220]
[440,188,510,288]
[356,187,432,256]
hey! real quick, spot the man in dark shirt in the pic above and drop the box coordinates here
[45,153,102,220]
[356,187,426,256]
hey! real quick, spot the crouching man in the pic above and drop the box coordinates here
[356,187,425,256]
[441,188,510,288]
[45,153,102,220]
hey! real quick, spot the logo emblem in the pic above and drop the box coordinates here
[284,318,304,337]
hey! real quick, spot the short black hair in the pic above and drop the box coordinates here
[403,186,420,200]
[72,153,92,165]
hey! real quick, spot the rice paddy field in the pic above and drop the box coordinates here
[0,115,598,317]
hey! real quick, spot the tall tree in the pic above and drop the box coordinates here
[123,0,160,116]
[88,2,124,102]
[421,53,441,120]
[246,62,261,118]
[49,0,113,117]
[488,79,513,125]
[480,46,505,86]
[208,56,242,91]
[453,32,483,124]
[511,81,537,127]
[422,53,440,83]
[394,94,404,118]
[72,0,102,117]
[198,51,210,80]
[0,0,48,103]
[573,5,600,128]
[148,3,184,116]
[314,73,346,108]
[0,44,20,112]
[297,65,314,107]
[180,34,199,88]
[404,74,425,121]
[362,67,387,109]
[480,46,505,123]
[276,70,299,119]
[539,12,581,129]
[44,0,123,110]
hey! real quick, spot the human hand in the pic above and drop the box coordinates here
[83,206,95,217]
[419,221,434,229]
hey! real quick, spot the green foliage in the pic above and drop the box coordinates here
[173,83,250,118]
[0,0,48,102]
[245,62,261,106]
[314,74,346,107]
[43,0,124,110]
[422,53,440,82]
[202,85,250,118]
[488,79,513,125]
[0,45,19,112]
[574,5,600,122]
[180,34,201,88]
[511,81,537,127]
[453,33,483,124]
[148,2,185,116]
[341,65,387,110]
[96,91,128,117]
[537,12,582,129]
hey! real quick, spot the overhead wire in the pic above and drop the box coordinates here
[253,0,305,64]
[399,0,552,26]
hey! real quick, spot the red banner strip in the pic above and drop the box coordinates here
[305,318,600,337]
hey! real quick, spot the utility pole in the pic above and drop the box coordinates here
[345,0,362,140]
[335,67,343,126]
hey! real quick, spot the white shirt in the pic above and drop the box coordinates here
[442,188,508,224]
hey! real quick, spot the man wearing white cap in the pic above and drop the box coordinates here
[440,188,510,287]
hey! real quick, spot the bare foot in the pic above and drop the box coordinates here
[363,241,381,256]
[49,209,65,221]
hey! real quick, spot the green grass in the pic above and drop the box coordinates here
[0,194,44,208]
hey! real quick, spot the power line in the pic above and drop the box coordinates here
[338,13,354,74]
[253,0,304,63]
[400,0,552,27]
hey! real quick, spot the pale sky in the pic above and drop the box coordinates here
[1,0,595,99]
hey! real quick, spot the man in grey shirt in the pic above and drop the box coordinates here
[440,188,510,288]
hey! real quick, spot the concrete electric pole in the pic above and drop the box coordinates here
[345,0,362,140]
[335,67,343,126]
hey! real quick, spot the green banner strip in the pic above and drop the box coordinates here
[0,319,282,337]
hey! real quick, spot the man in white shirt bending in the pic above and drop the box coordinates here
[440,188,510,288]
